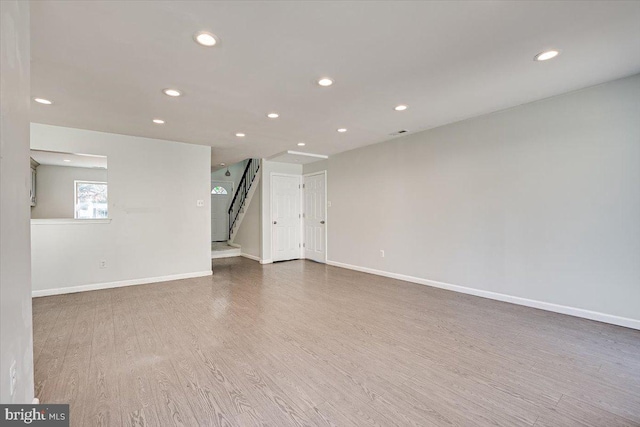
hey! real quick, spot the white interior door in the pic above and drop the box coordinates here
[272,174,301,262]
[303,172,327,263]
[211,181,233,242]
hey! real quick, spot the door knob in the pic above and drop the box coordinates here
[320,220,325,224]
[273,221,277,224]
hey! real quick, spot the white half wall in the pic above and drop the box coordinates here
[305,74,640,328]
[30,124,212,294]
[0,0,34,403]
[31,165,108,219]
[234,178,262,259]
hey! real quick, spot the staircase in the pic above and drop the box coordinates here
[228,158,260,242]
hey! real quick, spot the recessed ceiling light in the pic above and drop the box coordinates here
[194,31,218,47]
[163,88,182,97]
[267,113,279,119]
[534,50,560,61]
[152,119,165,124]
[337,128,347,133]
[394,105,408,111]
[317,78,333,87]
[63,159,71,162]
[297,142,306,146]
[235,133,245,137]
[34,98,53,105]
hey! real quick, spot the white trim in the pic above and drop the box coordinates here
[31,218,111,225]
[241,253,261,262]
[228,242,241,248]
[326,260,640,330]
[260,259,273,265]
[32,270,213,297]
[302,170,328,264]
[267,150,328,161]
[282,150,328,160]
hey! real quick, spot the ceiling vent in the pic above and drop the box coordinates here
[389,129,409,136]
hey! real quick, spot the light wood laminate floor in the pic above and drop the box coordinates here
[33,258,640,427]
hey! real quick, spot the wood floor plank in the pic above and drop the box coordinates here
[127,294,202,427]
[112,292,161,427]
[80,295,119,427]
[33,300,80,403]
[32,257,640,426]
[44,299,96,425]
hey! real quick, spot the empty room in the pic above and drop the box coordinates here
[1,1,639,426]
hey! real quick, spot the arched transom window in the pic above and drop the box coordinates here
[211,186,228,195]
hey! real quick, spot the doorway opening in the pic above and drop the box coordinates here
[211,180,233,242]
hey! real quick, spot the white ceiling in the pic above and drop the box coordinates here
[31,150,107,169]
[30,1,640,167]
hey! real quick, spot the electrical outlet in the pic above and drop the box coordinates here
[9,360,17,396]
[99,259,107,269]
[196,200,205,207]
[327,201,332,208]
[380,250,385,258]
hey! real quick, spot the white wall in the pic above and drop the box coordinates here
[30,124,212,294]
[306,74,640,328]
[0,0,34,403]
[260,160,303,261]
[31,165,108,219]
[303,160,328,176]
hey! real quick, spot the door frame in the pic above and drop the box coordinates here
[270,173,303,261]
[302,170,328,263]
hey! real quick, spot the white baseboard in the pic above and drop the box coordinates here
[228,242,241,248]
[260,259,273,265]
[241,253,261,262]
[326,260,640,330]
[32,270,213,298]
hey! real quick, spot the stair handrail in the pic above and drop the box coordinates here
[228,159,260,239]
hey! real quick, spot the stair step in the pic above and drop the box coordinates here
[211,247,241,259]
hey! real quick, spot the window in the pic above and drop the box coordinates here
[211,186,228,195]
[75,181,108,219]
